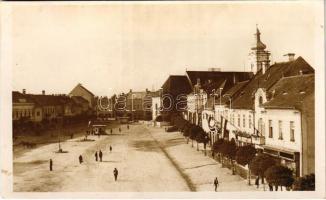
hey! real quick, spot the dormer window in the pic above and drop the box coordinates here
[18,98,26,103]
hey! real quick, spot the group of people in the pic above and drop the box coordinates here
[95,150,103,162]
[49,125,131,182]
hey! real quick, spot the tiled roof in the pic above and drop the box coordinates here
[186,71,253,88]
[201,79,226,95]
[70,83,95,97]
[28,94,72,106]
[72,96,90,104]
[12,91,35,104]
[162,75,192,96]
[263,74,314,110]
[219,80,249,105]
[232,56,314,109]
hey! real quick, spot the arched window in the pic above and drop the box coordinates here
[259,96,263,106]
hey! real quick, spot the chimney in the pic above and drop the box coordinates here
[22,89,26,94]
[42,90,45,95]
[146,88,149,93]
[284,53,295,62]
[129,89,132,93]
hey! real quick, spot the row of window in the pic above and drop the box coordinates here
[44,107,56,114]
[216,110,296,143]
[268,120,295,142]
[13,109,33,118]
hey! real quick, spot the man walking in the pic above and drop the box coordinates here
[49,159,53,171]
[119,128,121,133]
[113,168,118,181]
[95,151,98,162]
[99,150,103,162]
[214,177,219,192]
[110,129,113,134]
[110,146,112,152]
[255,176,260,188]
[79,155,83,164]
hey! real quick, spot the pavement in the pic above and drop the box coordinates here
[149,125,260,192]
[13,123,261,192]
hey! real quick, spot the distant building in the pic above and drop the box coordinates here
[12,91,38,122]
[71,96,90,115]
[125,89,154,121]
[69,83,95,109]
[161,75,192,116]
[13,89,92,124]
[151,89,163,121]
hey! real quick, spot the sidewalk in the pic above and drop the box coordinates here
[149,126,262,192]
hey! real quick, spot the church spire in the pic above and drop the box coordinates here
[248,25,271,75]
[251,25,266,50]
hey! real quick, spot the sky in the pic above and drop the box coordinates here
[10,1,323,97]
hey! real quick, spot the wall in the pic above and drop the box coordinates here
[152,97,161,121]
[70,86,94,108]
[12,103,34,121]
[263,109,302,153]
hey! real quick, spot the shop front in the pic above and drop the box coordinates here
[263,145,300,177]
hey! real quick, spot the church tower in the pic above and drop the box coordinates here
[249,26,271,74]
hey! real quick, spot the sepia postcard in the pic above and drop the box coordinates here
[0,1,325,199]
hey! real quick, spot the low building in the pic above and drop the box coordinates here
[69,83,95,110]
[71,96,90,115]
[152,89,163,121]
[12,91,37,122]
[260,74,314,177]
[123,89,155,121]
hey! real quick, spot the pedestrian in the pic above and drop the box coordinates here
[99,150,103,162]
[95,151,98,161]
[214,177,219,192]
[70,133,73,139]
[119,128,121,132]
[255,176,260,188]
[110,129,113,134]
[268,183,273,191]
[49,159,53,171]
[113,168,118,181]
[127,125,129,129]
[79,155,83,164]
[110,145,112,152]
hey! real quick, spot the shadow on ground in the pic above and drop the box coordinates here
[130,140,160,152]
